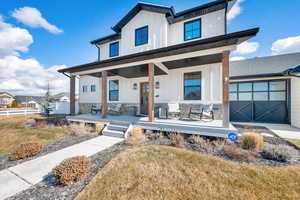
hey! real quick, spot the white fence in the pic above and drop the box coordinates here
[0,109,41,116]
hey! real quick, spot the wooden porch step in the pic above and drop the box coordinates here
[107,124,128,132]
[102,129,125,138]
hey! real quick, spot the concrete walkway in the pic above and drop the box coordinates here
[235,122,300,139]
[0,135,123,200]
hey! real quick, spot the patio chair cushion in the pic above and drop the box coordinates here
[167,103,180,113]
[109,104,122,113]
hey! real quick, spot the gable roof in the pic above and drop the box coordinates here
[91,0,235,45]
[14,96,45,103]
[0,92,14,98]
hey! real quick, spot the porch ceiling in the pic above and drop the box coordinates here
[89,64,167,78]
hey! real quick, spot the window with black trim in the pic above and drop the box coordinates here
[82,85,88,93]
[91,85,96,92]
[135,26,148,46]
[230,80,287,101]
[109,80,119,101]
[109,42,119,57]
[184,72,201,100]
[184,19,201,41]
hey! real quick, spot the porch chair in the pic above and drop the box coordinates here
[189,104,214,120]
[91,104,102,114]
[166,103,181,119]
[108,104,122,115]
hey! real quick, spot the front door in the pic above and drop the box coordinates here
[140,82,149,115]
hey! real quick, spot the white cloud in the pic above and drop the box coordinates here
[12,7,63,34]
[227,0,245,21]
[0,56,69,95]
[234,41,260,55]
[230,56,246,61]
[0,16,33,58]
[271,35,300,55]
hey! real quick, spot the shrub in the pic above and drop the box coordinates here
[169,133,185,148]
[52,156,91,185]
[223,144,256,162]
[241,132,264,152]
[126,127,146,145]
[188,135,227,153]
[10,142,44,160]
[147,131,164,140]
[68,124,96,137]
[262,144,299,162]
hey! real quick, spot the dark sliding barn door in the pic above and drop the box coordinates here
[230,80,289,124]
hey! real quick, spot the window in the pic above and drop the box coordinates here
[230,80,287,102]
[109,42,119,57]
[109,80,119,101]
[184,19,201,41]
[91,85,96,92]
[184,72,201,100]
[82,85,88,93]
[135,26,148,46]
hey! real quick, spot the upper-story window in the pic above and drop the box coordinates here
[91,85,96,92]
[109,42,119,57]
[135,26,148,46]
[82,85,88,93]
[184,19,201,41]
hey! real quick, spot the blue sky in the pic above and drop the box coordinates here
[1,0,300,95]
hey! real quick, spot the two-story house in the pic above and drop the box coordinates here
[59,0,259,130]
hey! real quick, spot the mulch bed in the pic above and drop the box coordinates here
[0,135,97,171]
[7,142,128,200]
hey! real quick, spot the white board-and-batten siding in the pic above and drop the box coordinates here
[99,9,225,61]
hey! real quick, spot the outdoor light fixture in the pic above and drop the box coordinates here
[133,83,137,90]
[155,81,160,89]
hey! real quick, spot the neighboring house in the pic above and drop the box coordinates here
[50,92,79,102]
[230,52,300,128]
[58,0,259,127]
[49,93,79,114]
[0,92,14,108]
[14,96,45,109]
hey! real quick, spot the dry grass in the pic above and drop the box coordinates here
[169,133,185,148]
[0,115,68,154]
[76,145,300,200]
[223,144,257,162]
[125,127,146,145]
[288,139,300,149]
[241,132,264,152]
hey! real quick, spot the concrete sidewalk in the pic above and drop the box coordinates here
[0,135,123,200]
[235,122,300,139]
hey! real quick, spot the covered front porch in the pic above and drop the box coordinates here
[67,114,236,138]
[59,28,259,138]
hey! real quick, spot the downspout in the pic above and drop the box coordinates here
[95,43,101,61]
[225,0,228,34]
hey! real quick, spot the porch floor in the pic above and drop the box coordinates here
[67,114,237,138]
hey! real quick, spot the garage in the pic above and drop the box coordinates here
[230,79,289,124]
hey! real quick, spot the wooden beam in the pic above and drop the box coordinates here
[70,75,76,115]
[222,51,230,127]
[154,62,169,74]
[101,71,108,118]
[148,63,155,122]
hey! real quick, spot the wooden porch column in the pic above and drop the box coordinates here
[222,51,230,127]
[70,75,76,115]
[101,71,108,118]
[148,63,155,122]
